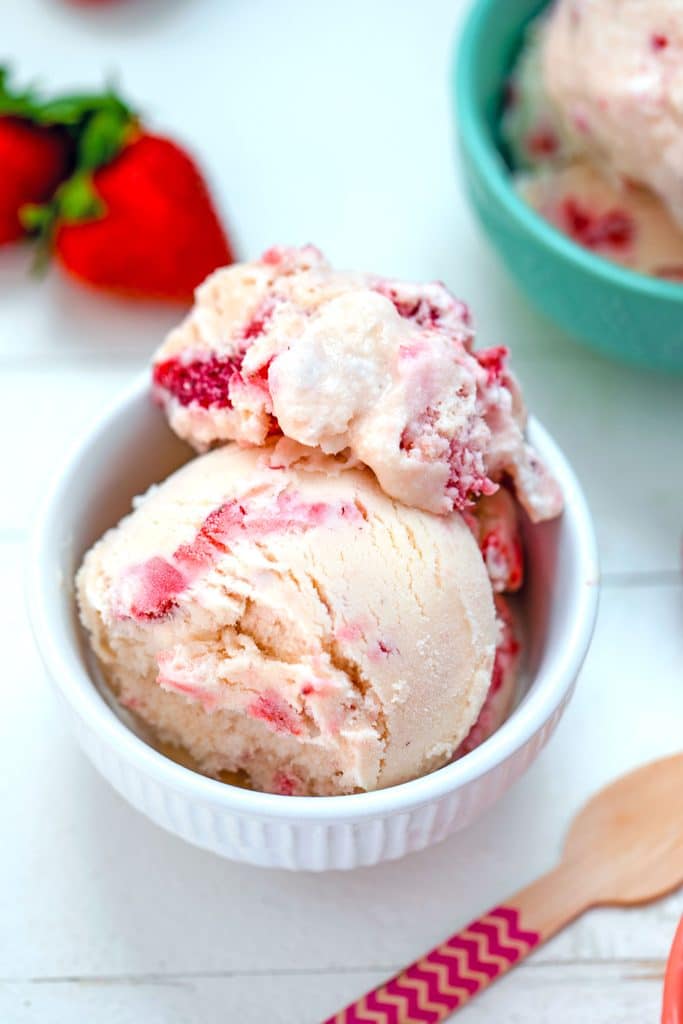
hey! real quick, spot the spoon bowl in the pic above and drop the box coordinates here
[563,753,683,906]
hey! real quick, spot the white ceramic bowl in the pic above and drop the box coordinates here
[28,374,599,871]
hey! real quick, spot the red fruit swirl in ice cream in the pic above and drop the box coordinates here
[490,602,521,696]
[373,279,472,328]
[273,771,303,796]
[561,198,635,250]
[114,491,361,621]
[526,125,559,158]
[123,557,187,620]
[248,693,303,736]
[153,353,245,410]
[656,265,683,281]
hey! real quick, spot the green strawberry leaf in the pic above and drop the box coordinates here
[20,203,54,232]
[57,172,105,222]
[79,105,131,170]
[21,170,107,272]
[0,65,136,142]
[0,66,42,119]
[38,89,132,128]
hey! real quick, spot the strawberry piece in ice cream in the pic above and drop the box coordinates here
[153,354,244,410]
[517,161,683,275]
[466,486,524,594]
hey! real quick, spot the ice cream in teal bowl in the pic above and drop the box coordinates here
[454,0,683,372]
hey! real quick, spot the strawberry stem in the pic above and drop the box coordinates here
[21,170,106,264]
[1,65,139,244]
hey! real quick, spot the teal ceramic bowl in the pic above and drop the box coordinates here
[455,0,683,372]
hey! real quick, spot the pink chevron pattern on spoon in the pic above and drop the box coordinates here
[324,905,540,1024]
[324,755,683,1024]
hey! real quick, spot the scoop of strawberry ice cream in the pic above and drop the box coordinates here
[505,1,683,214]
[539,0,683,229]
[76,443,498,796]
[503,5,683,278]
[151,246,562,522]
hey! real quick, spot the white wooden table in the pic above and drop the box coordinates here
[3,1,682,1021]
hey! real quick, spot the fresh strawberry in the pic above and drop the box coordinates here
[53,133,233,301]
[19,80,233,301]
[0,118,71,243]
[0,71,73,244]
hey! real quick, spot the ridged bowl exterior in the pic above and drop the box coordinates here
[62,690,570,870]
[29,376,598,870]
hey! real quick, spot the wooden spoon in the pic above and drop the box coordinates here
[324,753,683,1024]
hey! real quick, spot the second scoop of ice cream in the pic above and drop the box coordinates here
[76,444,497,796]
[542,0,683,229]
[152,246,562,522]
[503,1,683,278]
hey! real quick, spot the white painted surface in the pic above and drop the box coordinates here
[2,0,682,1020]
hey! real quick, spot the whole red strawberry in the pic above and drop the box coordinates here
[18,78,234,301]
[0,72,73,244]
[54,133,233,300]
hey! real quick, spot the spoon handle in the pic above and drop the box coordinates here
[323,863,589,1023]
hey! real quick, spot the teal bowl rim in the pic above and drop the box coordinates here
[454,0,683,308]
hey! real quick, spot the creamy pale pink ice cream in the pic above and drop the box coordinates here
[77,248,561,797]
[151,246,562,522]
[544,0,683,228]
[77,444,499,796]
[519,161,683,277]
[503,1,683,278]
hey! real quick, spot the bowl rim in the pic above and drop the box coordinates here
[28,373,599,823]
[454,0,683,307]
